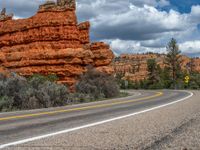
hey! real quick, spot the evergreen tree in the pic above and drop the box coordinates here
[189,58,195,74]
[165,38,182,89]
[147,59,159,85]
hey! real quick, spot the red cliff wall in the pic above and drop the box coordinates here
[0,0,114,87]
[113,54,200,81]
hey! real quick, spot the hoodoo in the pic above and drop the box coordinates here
[0,0,114,87]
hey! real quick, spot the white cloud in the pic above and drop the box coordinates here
[108,39,166,55]
[90,4,191,41]
[180,41,200,55]
[157,0,170,7]
[109,39,200,57]
[188,5,200,25]
[129,0,170,8]
[191,5,200,15]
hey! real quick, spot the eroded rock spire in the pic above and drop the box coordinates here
[39,0,76,11]
[0,8,6,16]
[57,0,76,9]
[0,8,13,22]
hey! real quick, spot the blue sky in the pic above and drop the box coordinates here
[0,0,200,57]
[165,0,200,13]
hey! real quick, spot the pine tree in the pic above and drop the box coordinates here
[147,59,159,85]
[165,38,182,89]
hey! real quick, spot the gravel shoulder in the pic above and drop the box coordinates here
[4,90,200,150]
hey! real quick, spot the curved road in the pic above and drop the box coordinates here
[0,90,193,149]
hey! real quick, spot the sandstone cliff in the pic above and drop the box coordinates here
[113,54,200,81]
[0,0,114,87]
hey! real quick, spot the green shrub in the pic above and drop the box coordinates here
[0,70,121,112]
[76,66,120,99]
[0,96,14,112]
[37,81,69,107]
[0,73,69,112]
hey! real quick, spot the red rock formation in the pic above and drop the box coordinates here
[0,8,13,22]
[113,54,200,81]
[0,0,114,87]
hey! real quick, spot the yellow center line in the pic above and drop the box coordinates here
[0,92,163,121]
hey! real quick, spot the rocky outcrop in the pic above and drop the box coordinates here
[113,54,200,81]
[0,8,13,22]
[0,0,114,88]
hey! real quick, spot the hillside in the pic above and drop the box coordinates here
[113,53,200,81]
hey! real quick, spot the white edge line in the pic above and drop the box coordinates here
[0,91,193,149]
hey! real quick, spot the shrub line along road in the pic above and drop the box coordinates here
[0,90,193,149]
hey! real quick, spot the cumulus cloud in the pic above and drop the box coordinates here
[77,0,200,57]
[77,0,129,22]
[108,39,166,55]
[180,41,200,56]
[91,5,190,41]
[0,0,46,18]
[157,0,170,7]
[189,5,200,24]
[129,0,170,8]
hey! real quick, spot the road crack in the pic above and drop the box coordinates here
[142,114,199,150]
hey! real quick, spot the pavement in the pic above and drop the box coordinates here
[0,90,198,150]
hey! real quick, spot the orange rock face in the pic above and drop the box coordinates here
[113,54,200,81]
[0,0,114,87]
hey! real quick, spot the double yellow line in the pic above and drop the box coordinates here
[0,92,163,122]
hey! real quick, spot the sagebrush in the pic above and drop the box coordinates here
[76,66,120,99]
[0,68,120,112]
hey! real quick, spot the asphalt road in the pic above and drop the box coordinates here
[0,90,192,149]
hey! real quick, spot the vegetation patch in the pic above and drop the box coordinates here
[0,67,120,112]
